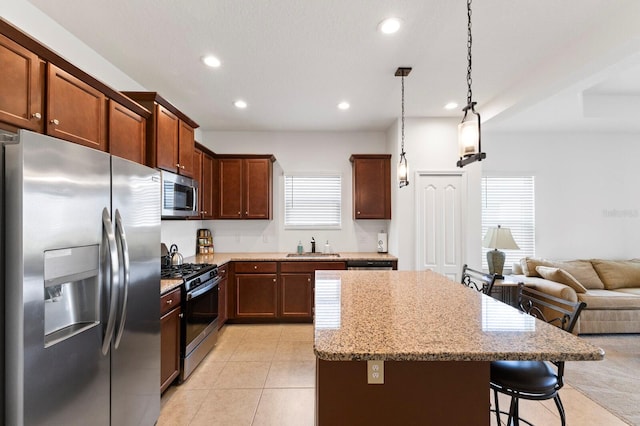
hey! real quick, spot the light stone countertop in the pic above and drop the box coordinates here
[160,252,397,294]
[313,270,605,362]
[185,251,397,266]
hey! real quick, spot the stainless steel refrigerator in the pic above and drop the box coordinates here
[1,130,161,425]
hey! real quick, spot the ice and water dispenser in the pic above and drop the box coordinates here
[43,245,100,347]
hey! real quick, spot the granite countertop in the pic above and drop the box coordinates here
[160,252,397,294]
[184,252,397,266]
[313,270,605,363]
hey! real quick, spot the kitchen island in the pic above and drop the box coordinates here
[314,270,604,425]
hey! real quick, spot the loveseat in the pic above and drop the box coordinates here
[511,258,640,334]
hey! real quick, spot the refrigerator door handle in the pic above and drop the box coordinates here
[102,207,120,355]
[114,209,130,349]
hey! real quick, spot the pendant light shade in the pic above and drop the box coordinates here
[457,0,486,168]
[396,67,412,188]
[398,151,409,187]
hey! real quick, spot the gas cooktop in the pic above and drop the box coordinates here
[161,263,217,280]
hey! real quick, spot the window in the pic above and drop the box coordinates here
[284,174,341,229]
[481,176,535,271]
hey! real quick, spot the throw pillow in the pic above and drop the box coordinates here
[535,266,588,293]
[591,260,640,289]
[558,260,605,290]
[521,257,555,277]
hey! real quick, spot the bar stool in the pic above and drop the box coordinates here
[490,284,587,426]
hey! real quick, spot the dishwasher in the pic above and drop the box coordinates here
[346,260,394,270]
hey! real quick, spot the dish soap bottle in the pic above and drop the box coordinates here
[324,240,331,254]
[297,240,303,254]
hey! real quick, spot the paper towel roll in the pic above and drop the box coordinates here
[377,232,388,253]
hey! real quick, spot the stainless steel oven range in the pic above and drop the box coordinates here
[161,263,220,381]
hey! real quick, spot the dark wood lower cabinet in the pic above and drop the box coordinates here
[280,273,313,319]
[218,264,228,329]
[160,288,181,393]
[235,274,278,318]
[229,261,346,322]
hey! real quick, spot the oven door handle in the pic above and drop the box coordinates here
[186,277,220,301]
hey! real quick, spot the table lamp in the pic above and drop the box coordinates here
[482,225,519,278]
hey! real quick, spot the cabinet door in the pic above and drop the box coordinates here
[108,100,146,164]
[155,104,179,173]
[47,63,106,150]
[160,307,180,393]
[244,158,272,219]
[0,33,43,132]
[235,274,277,318]
[218,276,228,329]
[193,148,203,218]
[218,158,244,218]
[178,121,195,177]
[280,273,313,319]
[352,156,391,219]
[202,153,215,219]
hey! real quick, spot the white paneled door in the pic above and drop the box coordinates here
[416,173,464,281]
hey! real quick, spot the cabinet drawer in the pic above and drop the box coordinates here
[280,261,346,273]
[160,287,181,316]
[234,261,277,273]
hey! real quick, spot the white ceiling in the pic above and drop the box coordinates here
[26,0,640,133]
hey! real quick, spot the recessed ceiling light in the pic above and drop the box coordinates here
[234,100,248,109]
[444,102,459,110]
[378,17,402,34]
[337,102,350,110]
[201,55,221,68]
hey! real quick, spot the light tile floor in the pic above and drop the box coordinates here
[158,324,629,426]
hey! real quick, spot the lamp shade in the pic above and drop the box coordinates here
[482,225,520,250]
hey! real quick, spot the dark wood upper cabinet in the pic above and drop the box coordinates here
[0,33,43,132]
[46,63,107,150]
[193,144,215,219]
[122,92,198,176]
[201,152,215,219]
[350,154,391,219]
[108,100,146,163]
[178,120,195,178]
[216,155,275,220]
[155,104,179,172]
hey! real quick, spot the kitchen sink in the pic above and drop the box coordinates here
[286,252,340,257]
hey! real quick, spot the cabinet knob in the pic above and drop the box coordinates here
[179,313,184,318]
[245,211,248,215]
[237,211,241,215]
[50,119,59,125]
[32,112,42,119]
[273,278,276,282]
[181,165,186,169]
[308,278,311,282]
[254,265,258,270]
[166,299,173,305]
[176,163,180,167]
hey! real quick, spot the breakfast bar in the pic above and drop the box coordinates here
[314,270,604,425]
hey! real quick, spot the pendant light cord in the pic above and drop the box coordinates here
[466,0,473,106]
[401,74,406,155]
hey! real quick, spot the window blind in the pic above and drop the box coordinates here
[284,175,342,228]
[481,176,535,271]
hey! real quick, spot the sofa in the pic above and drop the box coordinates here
[510,257,640,334]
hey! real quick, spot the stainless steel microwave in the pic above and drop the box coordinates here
[160,170,199,218]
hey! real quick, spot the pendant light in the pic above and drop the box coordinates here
[457,0,486,168]
[396,67,412,188]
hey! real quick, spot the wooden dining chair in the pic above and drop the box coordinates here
[490,284,587,426]
[460,264,498,295]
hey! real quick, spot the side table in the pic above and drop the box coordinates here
[490,276,524,308]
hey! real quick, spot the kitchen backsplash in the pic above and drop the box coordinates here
[161,219,388,258]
